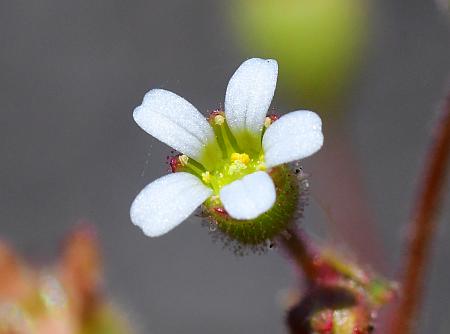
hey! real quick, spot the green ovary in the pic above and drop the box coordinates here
[204,164,301,245]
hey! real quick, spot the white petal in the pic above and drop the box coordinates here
[130,173,212,237]
[219,171,276,220]
[263,110,323,168]
[225,58,278,139]
[133,89,215,162]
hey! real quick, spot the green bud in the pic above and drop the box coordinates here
[287,285,373,334]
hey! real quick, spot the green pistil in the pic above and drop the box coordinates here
[181,112,268,196]
[183,112,263,194]
[201,152,265,194]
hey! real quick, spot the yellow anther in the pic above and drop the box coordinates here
[230,152,250,165]
[256,163,266,171]
[214,114,225,125]
[241,154,250,164]
[230,152,240,161]
[179,154,189,166]
[264,116,272,128]
[202,171,211,183]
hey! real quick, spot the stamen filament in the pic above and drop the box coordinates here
[213,124,229,159]
[223,122,241,153]
[187,157,206,172]
[182,165,202,178]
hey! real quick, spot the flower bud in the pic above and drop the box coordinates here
[0,225,131,334]
[287,285,373,334]
[286,247,395,333]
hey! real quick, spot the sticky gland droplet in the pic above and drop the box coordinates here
[214,207,228,217]
[169,155,182,173]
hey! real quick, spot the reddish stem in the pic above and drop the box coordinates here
[389,91,450,334]
[280,228,320,283]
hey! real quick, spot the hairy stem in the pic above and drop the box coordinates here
[389,91,450,334]
[279,228,319,283]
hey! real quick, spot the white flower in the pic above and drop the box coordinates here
[130,58,323,237]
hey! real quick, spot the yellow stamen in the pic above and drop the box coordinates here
[264,116,272,128]
[202,171,211,183]
[230,152,250,165]
[179,154,189,166]
[256,163,266,171]
[214,114,225,125]
[256,154,266,170]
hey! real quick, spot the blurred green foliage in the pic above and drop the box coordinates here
[231,0,369,119]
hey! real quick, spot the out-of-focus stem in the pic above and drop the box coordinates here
[311,128,384,270]
[389,91,450,334]
[279,228,319,283]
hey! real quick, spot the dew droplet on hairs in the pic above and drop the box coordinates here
[267,240,276,250]
[208,221,218,232]
[301,179,310,190]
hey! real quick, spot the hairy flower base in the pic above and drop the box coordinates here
[203,165,306,246]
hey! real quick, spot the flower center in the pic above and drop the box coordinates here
[201,150,265,194]
[170,110,276,194]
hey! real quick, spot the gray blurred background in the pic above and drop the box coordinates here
[1,1,449,333]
